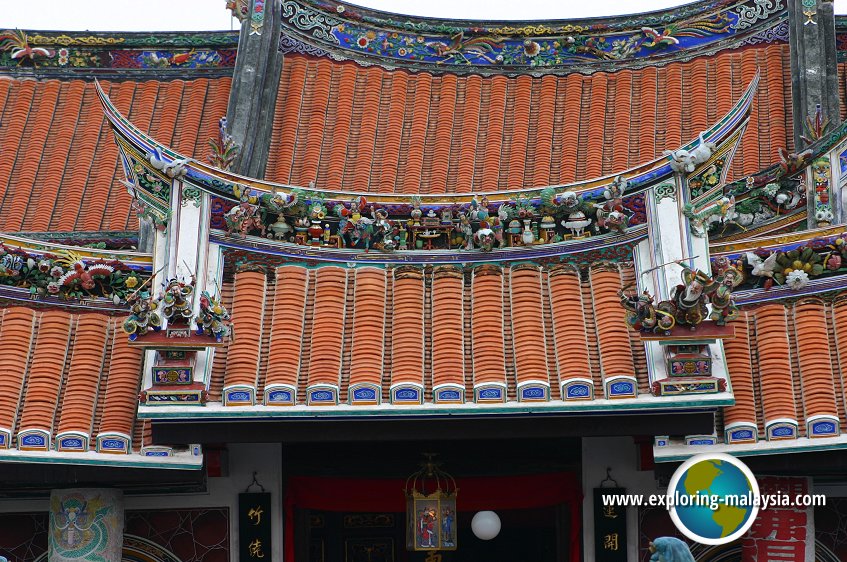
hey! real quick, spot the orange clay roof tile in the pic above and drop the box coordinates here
[792,302,839,420]
[97,322,143,438]
[509,267,548,384]
[18,311,72,432]
[349,268,386,387]
[0,308,36,431]
[0,309,145,452]
[754,304,798,425]
[430,267,466,389]
[547,269,593,389]
[391,268,425,386]
[306,267,348,387]
[224,270,267,389]
[589,268,636,381]
[207,265,655,400]
[471,267,507,385]
[56,314,110,436]
[264,266,309,390]
[723,312,758,429]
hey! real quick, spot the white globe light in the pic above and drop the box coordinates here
[471,510,501,540]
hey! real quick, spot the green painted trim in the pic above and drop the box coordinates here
[0,452,202,470]
[654,439,847,463]
[138,396,735,420]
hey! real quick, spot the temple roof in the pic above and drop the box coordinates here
[0,306,198,468]
[145,264,730,414]
[0,30,235,233]
[0,77,232,232]
[265,45,791,192]
[656,297,847,461]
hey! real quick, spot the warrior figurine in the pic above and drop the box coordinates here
[669,265,713,327]
[122,293,161,340]
[196,290,231,342]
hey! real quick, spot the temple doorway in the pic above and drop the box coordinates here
[283,437,582,562]
[301,506,568,562]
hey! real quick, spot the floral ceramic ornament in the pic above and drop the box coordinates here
[772,247,823,287]
[57,260,115,291]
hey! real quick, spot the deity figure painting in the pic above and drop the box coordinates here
[417,506,438,548]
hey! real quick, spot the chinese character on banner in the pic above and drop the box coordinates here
[240,493,272,560]
[594,488,627,561]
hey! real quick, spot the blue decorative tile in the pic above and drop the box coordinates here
[308,388,337,404]
[58,437,85,450]
[476,386,504,402]
[810,420,839,437]
[519,385,547,401]
[226,390,253,404]
[266,389,294,405]
[607,379,636,398]
[98,437,129,453]
[564,382,592,400]
[727,428,756,443]
[19,432,47,449]
[352,386,378,402]
[435,388,463,403]
[392,386,421,403]
[767,423,797,440]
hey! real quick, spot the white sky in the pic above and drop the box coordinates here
[7,0,847,32]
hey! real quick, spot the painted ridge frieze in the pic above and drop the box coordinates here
[0,29,238,75]
[277,0,785,74]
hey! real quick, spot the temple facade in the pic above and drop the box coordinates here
[1,0,847,560]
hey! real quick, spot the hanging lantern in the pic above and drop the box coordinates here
[405,455,458,552]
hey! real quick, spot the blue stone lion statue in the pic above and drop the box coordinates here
[649,537,695,562]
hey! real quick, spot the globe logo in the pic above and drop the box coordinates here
[667,453,759,545]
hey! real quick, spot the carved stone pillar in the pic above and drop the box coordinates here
[789,0,840,150]
[49,489,124,562]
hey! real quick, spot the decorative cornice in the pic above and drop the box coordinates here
[277,0,786,75]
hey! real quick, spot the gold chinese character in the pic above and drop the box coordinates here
[603,533,619,551]
[249,538,265,558]
[424,552,442,562]
[602,505,618,519]
[248,505,264,525]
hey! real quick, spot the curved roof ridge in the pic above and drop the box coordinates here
[96,74,758,203]
[306,0,738,30]
[279,0,787,74]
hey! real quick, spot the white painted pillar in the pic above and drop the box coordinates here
[633,176,729,392]
[141,179,215,390]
